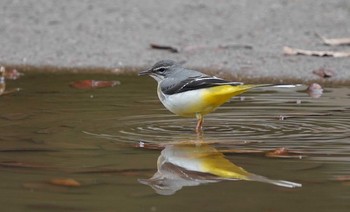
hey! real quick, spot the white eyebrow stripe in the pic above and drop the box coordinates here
[153,66,171,71]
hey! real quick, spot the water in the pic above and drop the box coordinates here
[1,73,349,211]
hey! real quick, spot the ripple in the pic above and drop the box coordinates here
[87,108,350,152]
[82,89,350,161]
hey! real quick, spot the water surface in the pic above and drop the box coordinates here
[1,73,349,211]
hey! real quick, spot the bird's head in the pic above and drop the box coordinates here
[139,60,179,82]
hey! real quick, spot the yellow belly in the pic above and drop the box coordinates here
[201,84,256,113]
[160,84,257,117]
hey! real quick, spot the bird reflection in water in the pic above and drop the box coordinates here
[139,141,301,195]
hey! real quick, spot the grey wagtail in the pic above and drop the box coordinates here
[139,60,293,133]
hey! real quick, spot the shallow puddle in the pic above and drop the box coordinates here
[1,72,350,211]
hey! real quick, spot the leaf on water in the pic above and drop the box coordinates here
[265,147,303,159]
[135,141,163,150]
[312,67,336,78]
[50,178,81,187]
[150,43,179,53]
[319,35,350,46]
[283,46,350,57]
[69,80,120,89]
[5,69,23,80]
[306,83,323,98]
[335,175,350,181]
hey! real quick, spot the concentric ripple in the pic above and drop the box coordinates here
[83,87,350,160]
[86,108,350,158]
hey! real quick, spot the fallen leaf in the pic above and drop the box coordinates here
[150,43,179,53]
[306,83,323,98]
[334,175,350,182]
[319,36,350,46]
[50,178,81,187]
[312,68,336,78]
[69,80,120,89]
[5,69,23,80]
[283,46,350,57]
[265,147,303,159]
[333,175,350,186]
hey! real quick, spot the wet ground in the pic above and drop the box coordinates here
[1,73,350,211]
[1,0,350,83]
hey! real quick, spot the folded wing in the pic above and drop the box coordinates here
[161,76,243,95]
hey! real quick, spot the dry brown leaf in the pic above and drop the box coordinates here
[312,67,336,78]
[320,36,350,46]
[265,147,303,159]
[5,69,23,80]
[150,43,179,53]
[50,178,81,187]
[283,46,350,57]
[335,175,350,182]
[70,80,120,89]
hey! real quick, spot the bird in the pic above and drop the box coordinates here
[139,60,292,133]
[139,141,301,195]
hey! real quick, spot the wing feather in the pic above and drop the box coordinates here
[161,76,243,95]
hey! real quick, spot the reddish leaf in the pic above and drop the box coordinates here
[306,83,323,98]
[5,69,23,80]
[50,178,81,187]
[70,80,120,89]
[265,148,303,159]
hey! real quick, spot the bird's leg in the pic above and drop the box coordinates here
[195,113,203,135]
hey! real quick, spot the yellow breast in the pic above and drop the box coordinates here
[159,84,257,117]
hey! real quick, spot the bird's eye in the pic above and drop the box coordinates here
[155,67,167,73]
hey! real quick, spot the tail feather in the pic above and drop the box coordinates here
[246,84,298,89]
[248,174,302,188]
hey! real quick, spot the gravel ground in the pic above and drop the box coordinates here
[0,0,350,84]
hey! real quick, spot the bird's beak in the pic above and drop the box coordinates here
[138,68,152,76]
